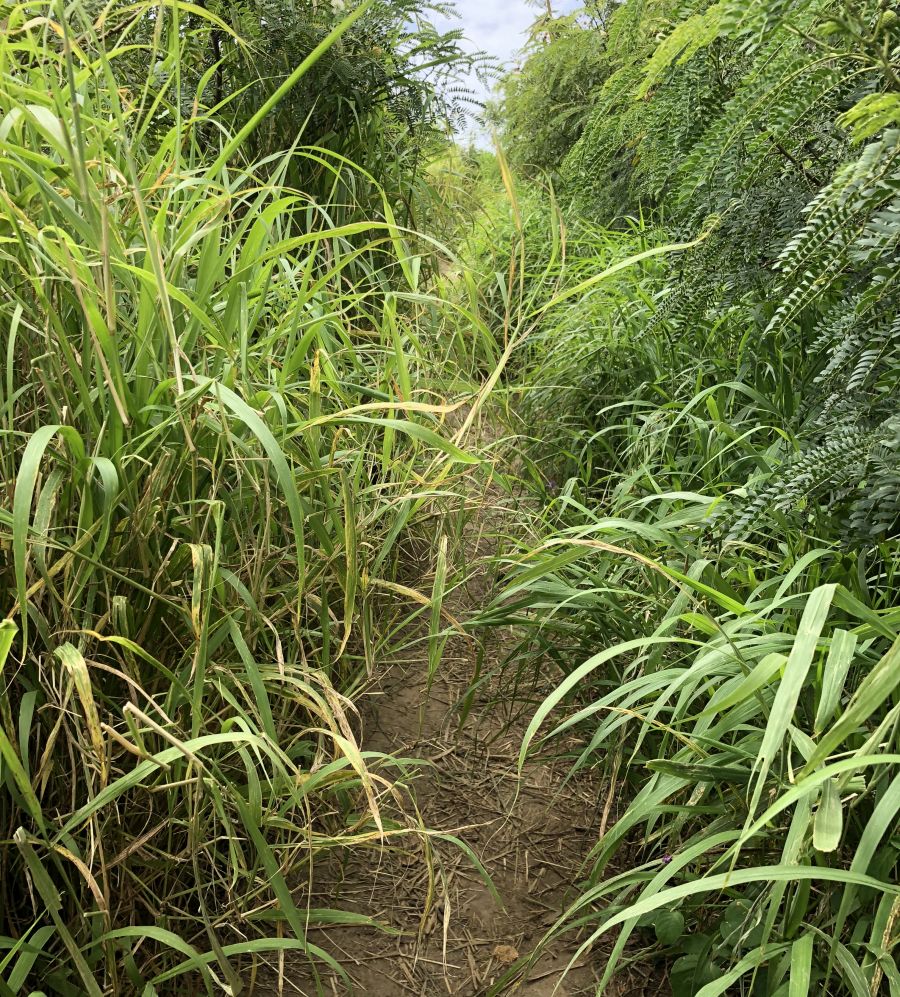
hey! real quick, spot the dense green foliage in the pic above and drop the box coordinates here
[480,0,900,993]
[0,1,490,991]
[2,0,899,993]
[472,0,900,997]
[489,8,608,176]
[179,0,492,211]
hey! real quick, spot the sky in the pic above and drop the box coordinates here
[431,0,580,145]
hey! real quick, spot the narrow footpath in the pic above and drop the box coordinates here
[264,429,658,997]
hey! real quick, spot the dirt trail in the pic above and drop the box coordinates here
[260,443,655,997]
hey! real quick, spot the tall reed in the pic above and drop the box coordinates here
[0,1,479,990]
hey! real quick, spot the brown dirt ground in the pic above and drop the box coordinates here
[252,440,665,997]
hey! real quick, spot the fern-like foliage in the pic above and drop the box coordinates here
[554,0,900,542]
[488,1,900,989]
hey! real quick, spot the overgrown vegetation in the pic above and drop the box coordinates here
[2,0,899,993]
[0,1,488,990]
[477,0,900,993]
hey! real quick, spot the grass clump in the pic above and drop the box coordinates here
[0,1,481,991]
[474,0,900,992]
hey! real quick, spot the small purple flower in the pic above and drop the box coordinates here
[662,854,673,864]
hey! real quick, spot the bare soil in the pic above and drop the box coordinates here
[253,444,662,997]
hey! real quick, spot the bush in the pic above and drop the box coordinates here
[0,2,477,990]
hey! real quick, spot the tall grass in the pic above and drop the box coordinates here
[5,0,896,993]
[464,176,900,994]
[0,1,483,991]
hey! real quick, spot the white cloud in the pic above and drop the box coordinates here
[430,0,578,145]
